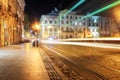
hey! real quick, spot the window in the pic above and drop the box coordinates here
[101,21,103,24]
[88,18,91,21]
[66,21,69,24]
[79,22,82,26]
[54,28,57,32]
[96,23,98,26]
[70,21,72,24]
[104,25,106,29]
[75,28,77,31]
[50,20,52,24]
[101,25,103,29]
[70,16,72,19]
[96,29,99,32]
[90,29,93,32]
[89,23,91,26]
[63,28,66,31]
[83,23,85,26]
[45,28,47,31]
[66,16,69,19]
[45,20,47,23]
[62,16,64,19]
[83,18,86,21]
[75,17,77,19]
[49,28,52,32]
[66,27,69,31]
[79,17,81,19]
[61,20,64,24]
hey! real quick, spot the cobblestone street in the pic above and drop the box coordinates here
[0,43,49,80]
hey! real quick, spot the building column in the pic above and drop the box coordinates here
[0,18,5,47]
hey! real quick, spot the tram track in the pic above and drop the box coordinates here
[42,45,120,80]
[39,47,86,80]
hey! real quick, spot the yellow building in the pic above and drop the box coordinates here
[0,0,25,47]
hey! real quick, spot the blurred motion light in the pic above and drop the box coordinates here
[64,0,86,16]
[74,0,120,23]
[84,0,120,19]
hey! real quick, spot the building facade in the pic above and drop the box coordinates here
[40,10,119,40]
[16,0,25,44]
[0,0,25,47]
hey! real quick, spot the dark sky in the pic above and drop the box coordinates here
[24,0,73,21]
[24,0,117,21]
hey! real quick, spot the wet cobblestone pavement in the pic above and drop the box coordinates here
[0,43,49,80]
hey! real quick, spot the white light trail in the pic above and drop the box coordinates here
[41,40,120,49]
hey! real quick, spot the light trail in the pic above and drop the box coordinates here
[58,38,120,41]
[64,0,86,16]
[41,40,120,49]
[74,0,120,23]
[43,46,106,79]
[63,0,120,27]
[47,46,120,74]
[55,0,86,22]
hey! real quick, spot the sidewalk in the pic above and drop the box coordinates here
[0,43,50,80]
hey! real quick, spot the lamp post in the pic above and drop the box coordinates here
[33,24,40,47]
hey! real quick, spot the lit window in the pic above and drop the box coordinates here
[75,22,77,25]
[79,22,82,26]
[94,19,97,23]
[94,29,96,32]
[90,29,93,32]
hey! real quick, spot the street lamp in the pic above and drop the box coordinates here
[35,24,40,30]
[32,23,40,47]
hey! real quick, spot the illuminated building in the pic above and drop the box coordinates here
[40,9,118,39]
[0,0,25,47]
[16,0,25,44]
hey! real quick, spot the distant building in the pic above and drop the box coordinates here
[40,9,118,39]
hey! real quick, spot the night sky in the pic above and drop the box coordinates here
[25,0,73,21]
[24,0,118,22]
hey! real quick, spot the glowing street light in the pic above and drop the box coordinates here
[34,24,40,30]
